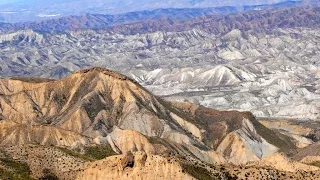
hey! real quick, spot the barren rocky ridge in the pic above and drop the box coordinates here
[0,68,319,179]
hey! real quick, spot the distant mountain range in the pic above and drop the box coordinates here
[0,0,318,23]
[0,6,320,121]
[0,5,319,34]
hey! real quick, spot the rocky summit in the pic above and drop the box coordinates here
[0,67,319,179]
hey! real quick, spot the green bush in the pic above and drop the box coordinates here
[58,147,93,161]
[58,144,117,161]
[39,169,59,180]
[307,161,320,168]
[181,163,215,180]
[84,144,117,160]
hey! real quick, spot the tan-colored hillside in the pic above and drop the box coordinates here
[0,67,318,179]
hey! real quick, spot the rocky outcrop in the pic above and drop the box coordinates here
[76,152,195,180]
[120,151,135,170]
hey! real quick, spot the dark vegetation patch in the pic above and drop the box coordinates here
[304,133,320,142]
[84,144,117,160]
[181,163,214,180]
[58,147,93,161]
[53,93,68,107]
[306,161,320,168]
[58,144,117,161]
[39,169,59,180]
[0,158,34,180]
[251,120,297,154]
[9,77,54,83]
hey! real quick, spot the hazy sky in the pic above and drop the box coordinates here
[0,0,17,5]
[0,0,288,7]
[0,0,292,22]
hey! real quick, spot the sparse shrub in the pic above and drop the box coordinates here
[58,144,117,161]
[39,169,58,180]
[306,161,320,168]
[181,163,214,180]
[0,158,34,180]
[58,147,93,161]
[84,144,117,160]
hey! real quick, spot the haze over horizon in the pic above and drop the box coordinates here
[0,0,290,7]
[0,0,298,22]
